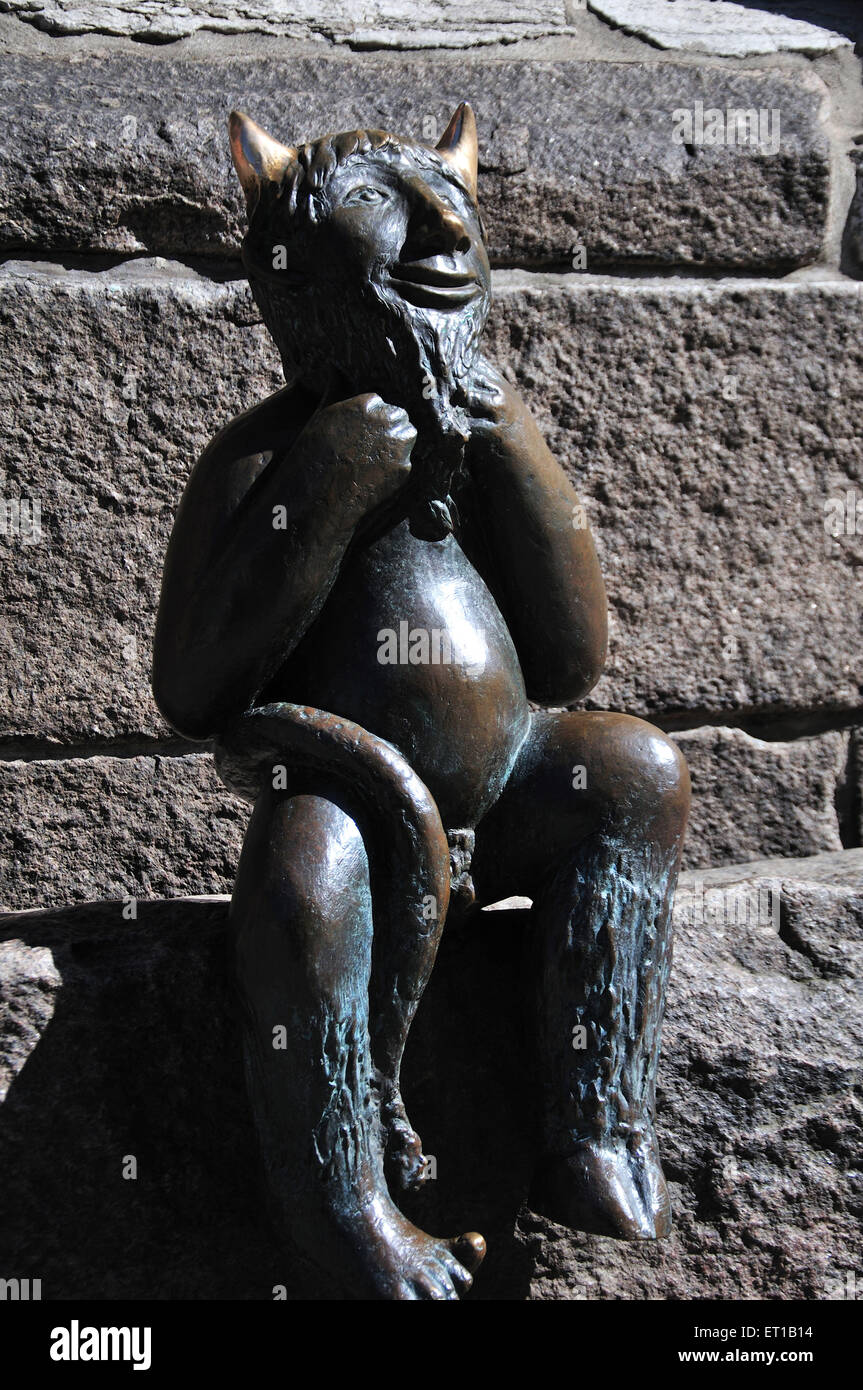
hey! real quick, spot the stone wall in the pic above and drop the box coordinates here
[0,0,862,1302]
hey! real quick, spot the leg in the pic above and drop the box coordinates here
[231,786,483,1297]
[472,711,690,1239]
[214,701,453,1196]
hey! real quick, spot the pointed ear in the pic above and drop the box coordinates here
[229,110,297,214]
[435,102,478,200]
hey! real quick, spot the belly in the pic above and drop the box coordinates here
[264,520,530,826]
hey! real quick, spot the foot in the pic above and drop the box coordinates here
[528,1133,671,1240]
[336,1191,486,1300]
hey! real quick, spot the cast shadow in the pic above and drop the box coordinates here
[0,899,537,1300]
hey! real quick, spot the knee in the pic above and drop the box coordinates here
[231,793,372,1000]
[593,715,690,846]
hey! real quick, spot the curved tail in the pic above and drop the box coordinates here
[214,702,451,1053]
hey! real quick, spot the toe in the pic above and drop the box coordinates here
[448,1231,486,1274]
[393,1279,421,1301]
[438,1250,473,1293]
[414,1266,458,1301]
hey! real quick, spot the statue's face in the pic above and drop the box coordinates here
[230,111,491,401]
[240,141,491,388]
[320,154,490,319]
[232,111,489,539]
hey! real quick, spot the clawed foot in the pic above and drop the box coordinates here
[529,1130,671,1240]
[340,1192,485,1300]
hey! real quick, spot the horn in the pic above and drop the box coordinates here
[229,110,297,212]
[435,102,478,200]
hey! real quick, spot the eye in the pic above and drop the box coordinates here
[342,185,390,208]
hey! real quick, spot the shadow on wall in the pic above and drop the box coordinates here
[0,899,537,1300]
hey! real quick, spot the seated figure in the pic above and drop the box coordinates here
[153,103,690,1300]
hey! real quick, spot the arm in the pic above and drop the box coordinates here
[152,389,415,739]
[460,361,607,705]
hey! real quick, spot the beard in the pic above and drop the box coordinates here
[251,270,490,540]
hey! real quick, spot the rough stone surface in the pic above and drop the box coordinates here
[744,3,863,54]
[0,848,860,1299]
[489,272,863,724]
[2,261,861,743]
[0,260,282,744]
[671,725,849,869]
[0,1,572,45]
[1,728,854,911]
[589,0,850,56]
[0,53,830,270]
[0,753,246,913]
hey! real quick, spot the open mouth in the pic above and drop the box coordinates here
[388,258,480,310]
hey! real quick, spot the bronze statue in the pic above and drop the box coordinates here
[152,103,690,1300]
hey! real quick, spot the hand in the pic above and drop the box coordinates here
[460,359,518,442]
[308,392,416,513]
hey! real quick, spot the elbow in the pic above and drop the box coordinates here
[523,615,608,706]
[151,648,218,742]
[571,630,608,701]
[151,636,259,740]
[527,656,605,707]
[156,705,216,744]
[152,684,215,744]
[151,599,234,740]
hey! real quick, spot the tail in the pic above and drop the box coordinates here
[214,701,452,994]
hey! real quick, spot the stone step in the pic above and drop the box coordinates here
[2,0,857,57]
[0,1,575,46]
[1,846,860,1298]
[589,1,853,57]
[1,260,860,743]
[671,725,851,870]
[0,49,830,269]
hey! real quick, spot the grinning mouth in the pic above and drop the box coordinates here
[388,257,480,310]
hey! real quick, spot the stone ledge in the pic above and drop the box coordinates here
[589,1,851,57]
[669,725,849,870]
[0,752,246,913]
[1,847,860,1298]
[0,51,830,269]
[2,0,855,57]
[0,1,574,45]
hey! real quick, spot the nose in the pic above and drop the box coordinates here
[403,181,471,258]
